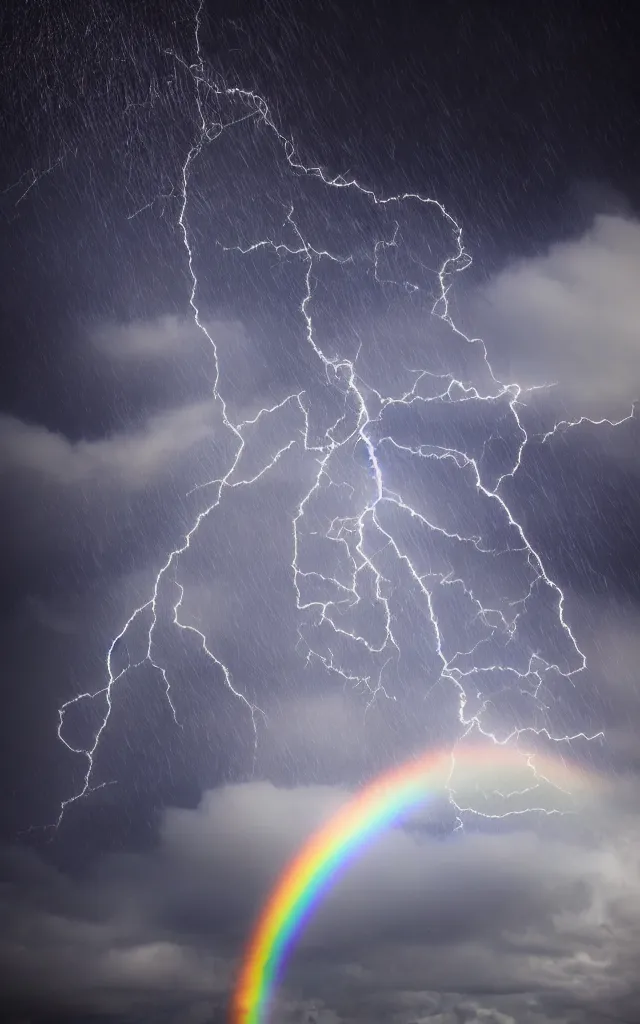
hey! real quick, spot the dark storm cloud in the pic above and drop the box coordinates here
[0,314,270,574]
[4,211,639,579]
[0,401,217,488]
[2,3,640,1022]
[0,395,223,586]
[1,781,639,1023]
[2,216,640,833]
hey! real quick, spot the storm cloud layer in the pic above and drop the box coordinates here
[2,208,640,1022]
[2,2,640,1023]
[3,778,640,1024]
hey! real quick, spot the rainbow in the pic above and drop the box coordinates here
[230,743,598,1023]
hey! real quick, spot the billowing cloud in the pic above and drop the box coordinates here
[90,314,209,360]
[0,400,218,489]
[89,314,257,367]
[469,214,640,416]
[2,775,639,1023]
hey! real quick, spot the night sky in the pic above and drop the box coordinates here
[2,1,640,1022]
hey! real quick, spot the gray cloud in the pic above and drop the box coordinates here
[89,314,277,425]
[90,315,210,361]
[468,214,640,417]
[0,400,218,490]
[3,219,640,1024]
[2,774,639,1023]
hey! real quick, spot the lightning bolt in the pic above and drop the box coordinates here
[53,1,618,829]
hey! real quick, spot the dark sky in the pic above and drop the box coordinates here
[2,1,640,1022]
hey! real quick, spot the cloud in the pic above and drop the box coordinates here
[89,314,210,360]
[5,227,640,1022]
[2,776,639,1023]
[88,315,268,409]
[0,400,218,490]
[469,214,640,416]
